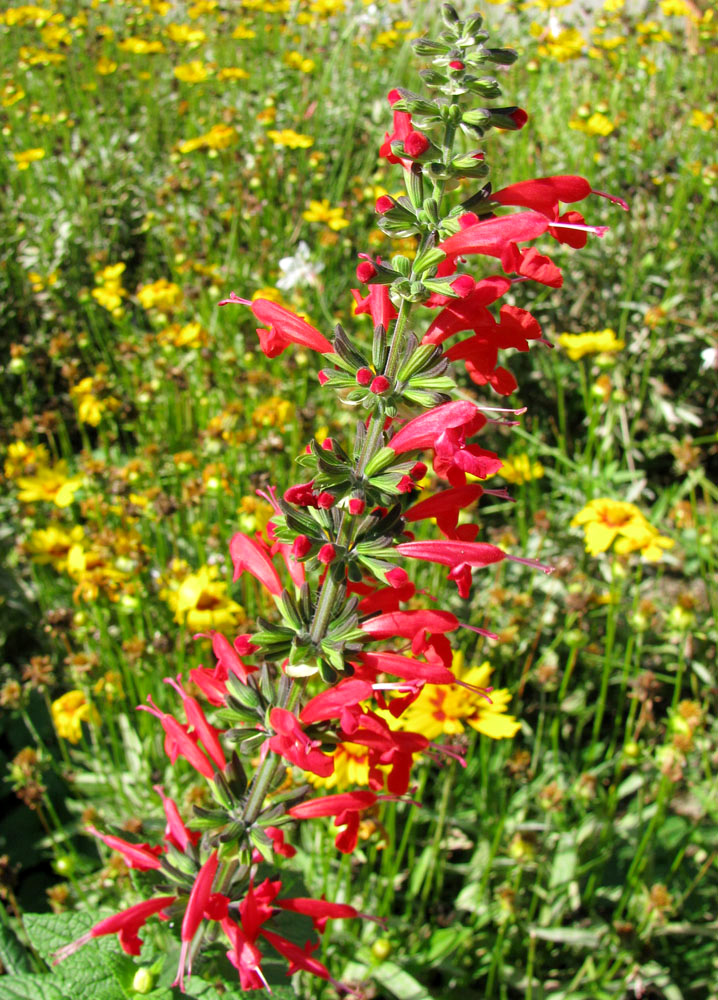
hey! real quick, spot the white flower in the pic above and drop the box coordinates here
[276,241,324,291]
[700,347,717,371]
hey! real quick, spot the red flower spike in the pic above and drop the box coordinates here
[229,531,283,595]
[54,896,177,962]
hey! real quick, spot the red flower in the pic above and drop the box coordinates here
[229,531,283,595]
[176,851,229,990]
[268,707,334,777]
[289,790,377,854]
[165,675,227,772]
[86,826,162,871]
[397,539,552,598]
[54,896,177,962]
[138,696,218,779]
[219,295,333,358]
[154,784,200,851]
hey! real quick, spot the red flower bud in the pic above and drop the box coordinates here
[317,492,336,509]
[356,367,373,386]
[317,544,336,565]
[410,461,427,480]
[404,131,430,157]
[449,60,464,69]
[318,370,329,385]
[370,375,391,394]
[348,497,365,515]
[375,195,394,214]
[386,567,409,588]
[291,535,312,559]
[397,475,415,493]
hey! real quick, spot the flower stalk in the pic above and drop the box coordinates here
[55,5,622,990]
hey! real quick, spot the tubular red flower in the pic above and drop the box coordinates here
[154,785,199,852]
[86,826,162,871]
[252,299,334,358]
[165,675,227,772]
[440,211,550,265]
[229,531,283,595]
[176,851,228,990]
[138,697,216,779]
[389,400,484,454]
[54,896,177,962]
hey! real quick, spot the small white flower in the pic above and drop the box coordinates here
[700,346,717,371]
[276,241,324,291]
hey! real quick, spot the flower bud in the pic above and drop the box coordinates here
[356,367,373,386]
[291,535,312,559]
[370,375,391,395]
[375,195,394,214]
[317,492,336,509]
[318,370,329,385]
[317,544,336,565]
[348,497,365,515]
[132,968,156,995]
[449,60,464,70]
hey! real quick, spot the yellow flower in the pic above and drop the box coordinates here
[266,128,314,149]
[174,60,211,83]
[137,278,183,311]
[500,454,545,485]
[571,498,674,562]
[535,27,585,61]
[166,565,245,632]
[302,198,350,230]
[689,109,716,132]
[1,84,25,107]
[398,652,521,741]
[557,328,624,360]
[217,67,249,81]
[178,124,237,153]
[26,525,85,570]
[307,742,372,790]
[231,24,256,39]
[14,148,45,170]
[70,377,106,426]
[1,6,54,26]
[158,321,208,349]
[95,56,118,74]
[4,441,51,479]
[118,37,166,54]
[17,461,84,508]
[51,690,97,743]
[166,23,207,45]
[283,51,315,73]
[569,112,616,136]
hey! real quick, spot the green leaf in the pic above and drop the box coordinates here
[0,974,67,1000]
[529,925,604,948]
[0,906,34,974]
[371,961,437,1000]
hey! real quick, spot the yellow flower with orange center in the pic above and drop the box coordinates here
[397,652,521,741]
[571,498,674,562]
[165,565,245,632]
[17,461,83,508]
[26,525,85,570]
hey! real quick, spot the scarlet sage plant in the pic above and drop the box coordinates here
[56,6,624,992]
